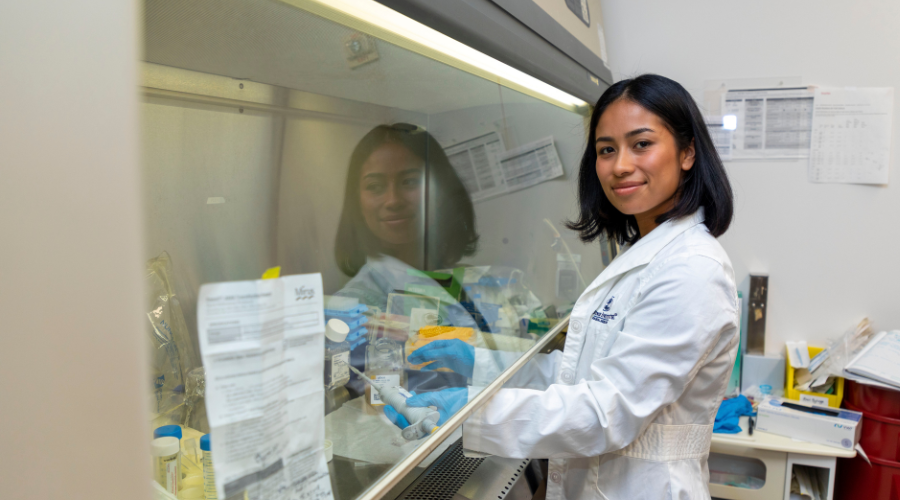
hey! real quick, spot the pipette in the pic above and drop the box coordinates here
[349,365,440,440]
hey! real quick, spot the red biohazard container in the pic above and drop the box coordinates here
[845,379,900,419]
[845,401,900,462]
[835,454,900,500]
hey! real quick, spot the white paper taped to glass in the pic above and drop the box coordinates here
[198,273,333,500]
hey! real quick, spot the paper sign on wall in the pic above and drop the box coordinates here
[446,133,565,202]
[706,117,733,161]
[722,87,815,159]
[808,87,894,185]
[445,132,508,202]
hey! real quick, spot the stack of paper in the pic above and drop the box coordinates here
[843,331,900,390]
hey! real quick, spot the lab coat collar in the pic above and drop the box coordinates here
[584,209,707,293]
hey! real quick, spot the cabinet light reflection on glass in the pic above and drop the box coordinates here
[301,0,589,109]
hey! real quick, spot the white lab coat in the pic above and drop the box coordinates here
[464,209,739,500]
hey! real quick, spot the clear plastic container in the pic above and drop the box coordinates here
[324,319,351,390]
[365,338,407,405]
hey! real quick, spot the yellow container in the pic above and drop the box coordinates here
[784,345,844,408]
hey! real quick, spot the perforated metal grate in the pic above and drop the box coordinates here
[398,441,484,500]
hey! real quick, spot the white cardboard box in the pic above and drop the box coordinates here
[756,397,862,450]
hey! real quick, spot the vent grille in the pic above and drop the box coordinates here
[399,441,484,500]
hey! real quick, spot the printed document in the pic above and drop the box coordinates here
[722,87,815,159]
[705,117,733,160]
[445,132,507,202]
[809,87,894,184]
[499,137,565,194]
[198,274,333,500]
[845,331,900,389]
[447,133,565,202]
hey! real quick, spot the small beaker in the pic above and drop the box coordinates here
[364,338,407,405]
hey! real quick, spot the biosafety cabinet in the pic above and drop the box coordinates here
[141,1,611,499]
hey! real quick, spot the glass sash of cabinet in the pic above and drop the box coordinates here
[142,0,606,498]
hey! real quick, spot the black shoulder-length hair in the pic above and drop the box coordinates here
[566,74,734,245]
[334,124,479,277]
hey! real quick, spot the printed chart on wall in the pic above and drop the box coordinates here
[198,274,333,500]
[446,132,565,202]
[705,117,733,161]
[445,132,507,202]
[722,87,815,159]
[809,87,894,185]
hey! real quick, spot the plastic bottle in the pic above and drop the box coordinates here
[364,338,407,405]
[152,436,181,495]
[200,434,218,500]
[324,319,351,390]
[153,425,183,482]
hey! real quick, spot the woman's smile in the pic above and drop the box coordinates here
[611,181,647,196]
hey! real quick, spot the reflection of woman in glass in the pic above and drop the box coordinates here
[334,123,479,310]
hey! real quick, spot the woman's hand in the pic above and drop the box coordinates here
[407,339,475,378]
[384,404,411,429]
[384,387,469,429]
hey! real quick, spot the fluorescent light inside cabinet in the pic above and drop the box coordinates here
[312,0,589,109]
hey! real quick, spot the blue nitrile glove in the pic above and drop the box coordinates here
[714,395,755,434]
[384,404,411,429]
[405,387,468,425]
[384,390,417,430]
[407,339,475,378]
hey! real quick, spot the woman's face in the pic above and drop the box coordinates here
[359,142,424,248]
[594,99,695,235]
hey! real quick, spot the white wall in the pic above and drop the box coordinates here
[0,0,149,499]
[599,0,900,354]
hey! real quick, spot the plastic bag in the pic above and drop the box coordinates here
[146,252,201,428]
[183,366,209,433]
[807,318,875,383]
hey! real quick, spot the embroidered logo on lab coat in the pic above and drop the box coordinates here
[591,296,618,324]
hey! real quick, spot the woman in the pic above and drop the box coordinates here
[407,74,739,499]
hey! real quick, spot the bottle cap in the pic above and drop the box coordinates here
[151,436,180,457]
[154,425,183,440]
[200,434,211,452]
[325,318,350,343]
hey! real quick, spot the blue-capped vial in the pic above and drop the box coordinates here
[201,434,217,500]
[154,424,183,440]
